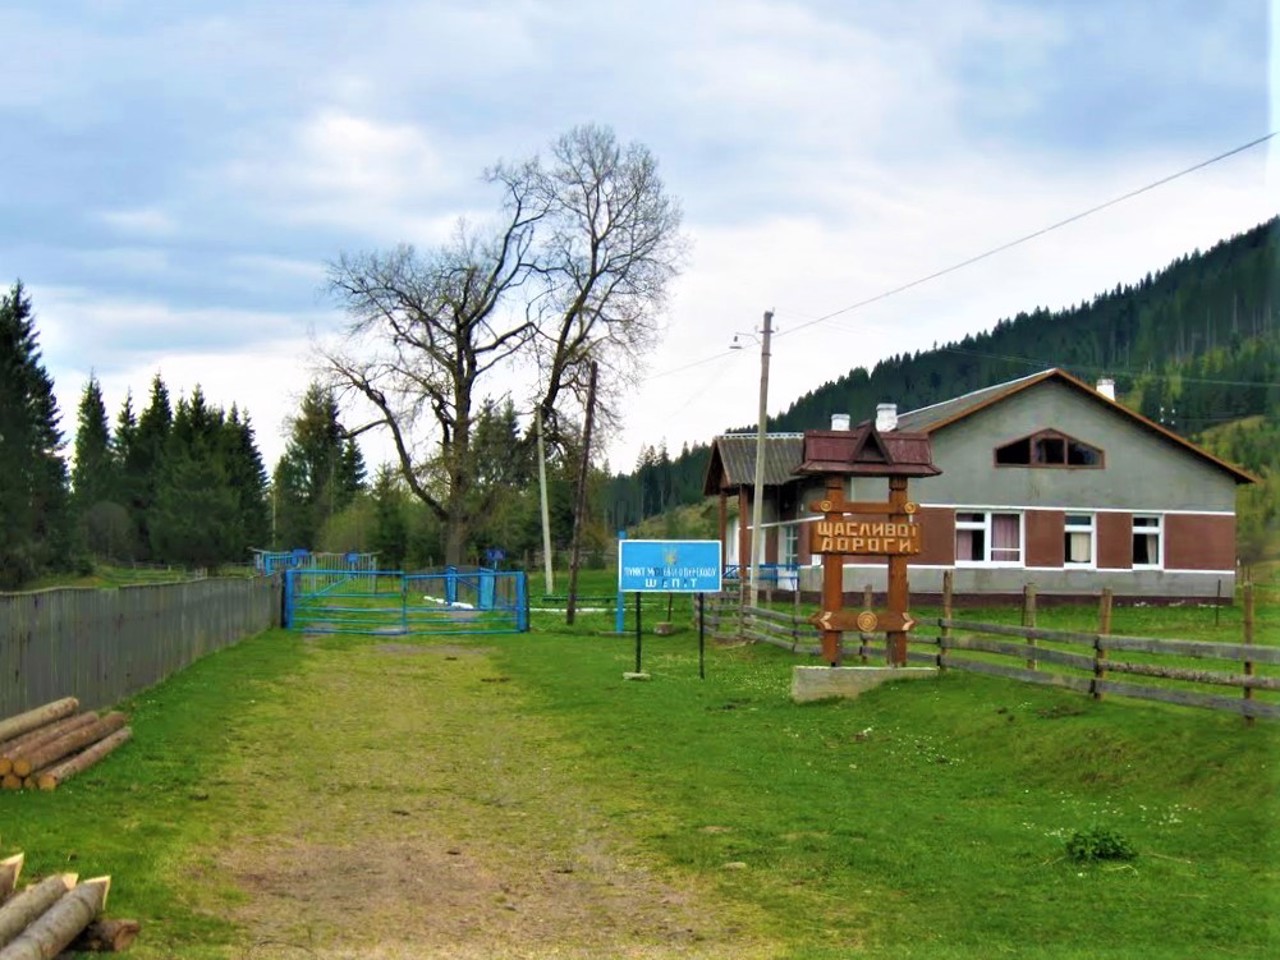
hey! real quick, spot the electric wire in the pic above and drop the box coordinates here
[640,130,1276,384]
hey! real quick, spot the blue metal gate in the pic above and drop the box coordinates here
[283,567,528,635]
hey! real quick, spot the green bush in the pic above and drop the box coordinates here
[1065,825,1138,863]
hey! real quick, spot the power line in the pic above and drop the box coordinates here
[640,130,1275,384]
[778,130,1276,339]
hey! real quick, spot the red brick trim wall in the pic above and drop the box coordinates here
[1026,510,1064,568]
[1165,514,1235,570]
[912,507,955,567]
[1097,512,1132,570]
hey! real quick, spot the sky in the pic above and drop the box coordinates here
[2,0,1276,477]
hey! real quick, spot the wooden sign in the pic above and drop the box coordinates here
[810,519,922,556]
[807,495,919,516]
[809,609,917,633]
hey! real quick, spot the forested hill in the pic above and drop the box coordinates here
[607,216,1279,537]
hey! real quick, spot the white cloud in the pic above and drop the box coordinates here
[95,207,178,238]
[3,0,1271,485]
[219,108,483,244]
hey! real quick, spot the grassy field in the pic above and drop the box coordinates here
[1,571,1277,958]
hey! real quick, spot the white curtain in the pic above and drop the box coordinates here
[991,514,1020,562]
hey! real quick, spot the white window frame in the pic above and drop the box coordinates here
[954,510,1024,567]
[781,523,799,568]
[1132,514,1163,569]
[1064,513,1096,569]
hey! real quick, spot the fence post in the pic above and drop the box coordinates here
[1023,583,1038,670]
[939,569,953,669]
[1093,588,1113,700]
[861,583,873,663]
[1243,580,1255,727]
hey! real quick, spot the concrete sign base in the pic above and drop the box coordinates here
[791,665,938,703]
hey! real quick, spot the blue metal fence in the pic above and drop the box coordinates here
[724,563,799,589]
[284,567,528,636]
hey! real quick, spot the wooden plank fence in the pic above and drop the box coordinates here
[0,577,281,717]
[697,583,1277,721]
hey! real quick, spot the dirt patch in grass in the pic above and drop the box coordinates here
[198,638,774,959]
[374,642,489,657]
[225,834,733,960]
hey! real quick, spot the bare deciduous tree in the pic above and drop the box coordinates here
[323,124,683,564]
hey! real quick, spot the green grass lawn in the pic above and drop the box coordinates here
[1,574,1277,957]
[495,619,1279,959]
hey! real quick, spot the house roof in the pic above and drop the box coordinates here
[703,368,1256,492]
[797,427,941,478]
[891,368,1256,485]
[701,433,804,495]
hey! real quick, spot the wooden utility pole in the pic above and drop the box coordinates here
[536,409,554,594]
[748,310,774,610]
[566,362,598,625]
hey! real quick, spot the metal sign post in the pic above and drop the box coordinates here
[617,539,722,680]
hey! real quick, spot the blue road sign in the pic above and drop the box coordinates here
[618,539,722,593]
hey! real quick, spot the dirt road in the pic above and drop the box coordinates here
[194,638,776,959]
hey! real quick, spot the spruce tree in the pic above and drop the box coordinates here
[274,382,364,548]
[126,374,173,560]
[110,391,141,559]
[370,464,408,570]
[0,281,72,587]
[150,389,238,568]
[223,406,271,554]
[72,374,126,559]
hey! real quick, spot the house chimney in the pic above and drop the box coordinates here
[875,403,898,432]
[830,413,851,431]
[1096,377,1116,401]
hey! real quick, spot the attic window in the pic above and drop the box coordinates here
[995,430,1103,468]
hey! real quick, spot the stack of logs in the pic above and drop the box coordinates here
[0,699,133,792]
[0,853,139,957]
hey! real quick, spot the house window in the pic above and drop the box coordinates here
[1132,515,1162,568]
[995,430,1103,468]
[955,511,1022,565]
[1064,513,1095,567]
[781,523,799,567]
[780,523,800,590]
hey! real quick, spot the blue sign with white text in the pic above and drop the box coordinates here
[618,539,722,593]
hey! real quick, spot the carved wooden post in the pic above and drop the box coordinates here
[886,476,911,667]
[821,476,844,666]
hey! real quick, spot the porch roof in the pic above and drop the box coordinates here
[702,433,805,495]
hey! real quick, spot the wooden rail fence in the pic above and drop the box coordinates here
[697,584,1277,721]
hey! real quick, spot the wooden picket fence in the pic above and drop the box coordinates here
[696,582,1277,722]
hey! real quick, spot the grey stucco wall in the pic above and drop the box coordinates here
[848,380,1239,512]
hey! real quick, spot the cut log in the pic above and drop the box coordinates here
[0,875,76,950]
[56,919,140,955]
[0,876,109,960]
[0,854,21,902]
[12,715,126,779]
[0,701,79,747]
[0,715,98,776]
[0,777,19,792]
[36,729,133,791]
